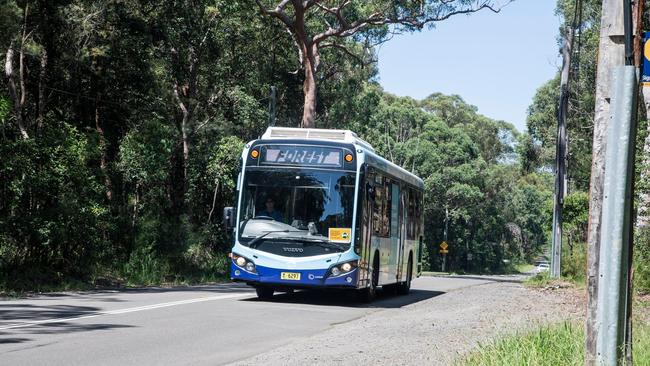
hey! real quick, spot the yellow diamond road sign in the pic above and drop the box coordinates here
[440,241,448,250]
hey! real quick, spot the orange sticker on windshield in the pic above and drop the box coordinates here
[329,228,352,243]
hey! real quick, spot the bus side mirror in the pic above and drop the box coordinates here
[223,207,236,229]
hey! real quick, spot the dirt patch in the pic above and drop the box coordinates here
[231,281,584,366]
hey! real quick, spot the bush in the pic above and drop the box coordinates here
[561,242,587,285]
[122,246,171,286]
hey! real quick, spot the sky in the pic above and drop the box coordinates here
[377,0,561,132]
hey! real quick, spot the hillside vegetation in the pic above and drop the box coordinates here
[0,1,553,291]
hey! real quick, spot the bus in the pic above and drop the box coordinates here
[224,127,424,301]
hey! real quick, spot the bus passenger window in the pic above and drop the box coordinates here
[371,173,391,237]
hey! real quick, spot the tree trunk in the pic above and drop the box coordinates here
[301,54,317,128]
[37,49,48,130]
[95,97,113,201]
[182,110,190,182]
[4,44,29,139]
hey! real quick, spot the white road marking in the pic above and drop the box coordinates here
[0,292,251,331]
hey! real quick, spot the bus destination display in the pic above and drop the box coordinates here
[262,146,342,167]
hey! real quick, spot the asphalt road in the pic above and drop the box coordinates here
[0,276,504,366]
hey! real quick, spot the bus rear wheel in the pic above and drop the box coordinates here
[397,256,413,295]
[255,286,274,300]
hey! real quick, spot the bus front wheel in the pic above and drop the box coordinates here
[255,286,274,300]
[358,253,379,303]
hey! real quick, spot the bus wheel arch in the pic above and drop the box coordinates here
[255,286,275,300]
[358,250,380,302]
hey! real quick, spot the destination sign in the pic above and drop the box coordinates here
[261,146,342,167]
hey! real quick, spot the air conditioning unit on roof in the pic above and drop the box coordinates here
[261,127,374,152]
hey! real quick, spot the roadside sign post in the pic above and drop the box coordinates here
[439,241,449,272]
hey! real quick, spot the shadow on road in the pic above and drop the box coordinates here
[433,274,527,284]
[10,282,253,303]
[0,304,135,346]
[241,288,445,308]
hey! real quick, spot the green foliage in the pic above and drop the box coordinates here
[526,1,601,191]
[0,0,553,290]
[635,228,650,294]
[123,245,172,286]
[463,322,584,366]
[462,321,650,366]
[563,191,589,242]
[561,242,587,285]
[0,122,108,290]
[0,96,9,125]
[329,86,553,273]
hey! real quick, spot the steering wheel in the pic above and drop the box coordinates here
[252,215,274,220]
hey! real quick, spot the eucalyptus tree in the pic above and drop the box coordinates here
[254,0,506,128]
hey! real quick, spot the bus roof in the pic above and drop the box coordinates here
[258,127,424,190]
[261,127,375,152]
[364,149,424,189]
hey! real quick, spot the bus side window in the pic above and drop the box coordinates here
[372,174,383,235]
[384,179,391,237]
[407,188,416,240]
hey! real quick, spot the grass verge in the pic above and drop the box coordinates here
[461,321,650,365]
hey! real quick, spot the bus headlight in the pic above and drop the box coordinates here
[236,256,246,267]
[245,262,256,273]
[232,253,257,274]
[328,260,357,278]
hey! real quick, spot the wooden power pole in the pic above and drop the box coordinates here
[585,0,625,364]
[588,0,642,364]
[550,27,573,279]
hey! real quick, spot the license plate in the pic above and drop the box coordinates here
[280,272,301,281]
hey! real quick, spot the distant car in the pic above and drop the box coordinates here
[535,263,550,273]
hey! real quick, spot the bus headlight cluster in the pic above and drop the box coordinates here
[329,261,357,277]
[231,253,257,274]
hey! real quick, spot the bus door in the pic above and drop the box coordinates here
[390,183,401,282]
[396,188,406,282]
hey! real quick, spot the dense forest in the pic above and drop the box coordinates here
[0,0,646,292]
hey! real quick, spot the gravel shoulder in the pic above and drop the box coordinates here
[231,277,584,366]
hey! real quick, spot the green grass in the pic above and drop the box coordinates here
[524,271,585,289]
[524,272,552,287]
[461,321,650,366]
[515,263,535,273]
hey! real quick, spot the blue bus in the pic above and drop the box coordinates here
[224,127,424,301]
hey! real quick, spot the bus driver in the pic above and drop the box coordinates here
[257,197,283,222]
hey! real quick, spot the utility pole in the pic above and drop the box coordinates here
[550,27,573,279]
[589,0,639,364]
[585,0,625,363]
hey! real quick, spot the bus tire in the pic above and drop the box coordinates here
[255,286,274,300]
[397,254,413,295]
[358,252,379,303]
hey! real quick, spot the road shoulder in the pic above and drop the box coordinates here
[230,279,583,366]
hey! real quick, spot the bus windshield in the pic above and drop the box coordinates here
[238,168,356,245]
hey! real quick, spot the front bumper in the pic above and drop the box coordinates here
[230,262,358,288]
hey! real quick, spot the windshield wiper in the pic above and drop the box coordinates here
[281,236,347,251]
[247,229,303,248]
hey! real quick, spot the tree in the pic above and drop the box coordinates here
[254,0,504,128]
